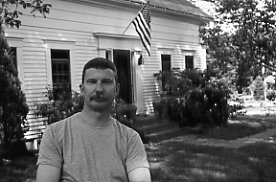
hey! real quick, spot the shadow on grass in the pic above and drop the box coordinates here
[185,115,276,140]
[147,140,276,182]
[0,154,37,182]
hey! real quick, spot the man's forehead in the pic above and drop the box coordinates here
[84,68,116,78]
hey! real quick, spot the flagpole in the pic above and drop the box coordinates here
[122,21,133,35]
[122,1,149,35]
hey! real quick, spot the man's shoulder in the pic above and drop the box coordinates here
[48,113,80,131]
[43,113,80,143]
[112,118,139,137]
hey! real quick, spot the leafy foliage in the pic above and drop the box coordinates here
[200,0,276,91]
[0,0,51,157]
[36,86,83,125]
[153,69,230,128]
[0,27,29,145]
[266,89,276,101]
[250,76,265,100]
[0,0,52,28]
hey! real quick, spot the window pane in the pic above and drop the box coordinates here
[161,54,171,72]
[51,49,69,59]
[9,47,17,70]
[51,49,71,100]
[185,56,194,69]
[161,54,171,91]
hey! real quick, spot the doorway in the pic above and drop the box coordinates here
[113,49,132,104]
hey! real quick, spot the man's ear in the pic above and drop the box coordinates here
[116,83,120,96]
[79,84,84,95]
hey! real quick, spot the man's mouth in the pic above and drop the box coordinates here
[90,97,105,102]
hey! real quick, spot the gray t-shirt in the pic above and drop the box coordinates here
[37,112,149,182]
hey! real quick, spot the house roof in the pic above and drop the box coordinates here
[68,0,211,22]
[118,0,212,21]
[150,0,210,19]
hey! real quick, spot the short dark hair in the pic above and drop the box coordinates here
[81,57,117,83]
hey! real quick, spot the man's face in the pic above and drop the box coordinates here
[80,68,119,112]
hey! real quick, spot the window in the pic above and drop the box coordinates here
[9,47,17,70]
[185,55,194,69]
[161,54,171,72]
[161,54,171,91]
[51,49,71,100]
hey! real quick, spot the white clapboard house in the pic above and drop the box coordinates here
[4,0,210,140]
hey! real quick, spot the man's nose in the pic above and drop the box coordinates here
[95,82,104,92]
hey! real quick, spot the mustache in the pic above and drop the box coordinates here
[90,93,105,100]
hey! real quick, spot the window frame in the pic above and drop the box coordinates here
[185,55,194,69]
[183,51,195,70]
[6,37,24,89]
[44,39,75,91]
[161,54,172,91]
[51,49,71,99]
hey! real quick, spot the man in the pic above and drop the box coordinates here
[36,57,151,182]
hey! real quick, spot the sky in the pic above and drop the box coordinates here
[188,0,216,16]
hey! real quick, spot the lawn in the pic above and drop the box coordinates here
[147,141,276,182]
[2,141,276,182]
[0,154,36,182]
[181,115,276,140]
[0,115,276,182]
[202,115,276,140]
[147,115,276,182]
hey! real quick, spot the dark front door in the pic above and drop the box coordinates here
[113,49,132,103]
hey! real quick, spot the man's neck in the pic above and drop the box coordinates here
[81,107,111,126]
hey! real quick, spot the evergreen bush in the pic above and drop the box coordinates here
[0,27,29,158]
[0,0,51,159]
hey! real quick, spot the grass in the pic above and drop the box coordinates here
[0,115,276,182]
[184,115,276,140]
[147,141,276,182]
[0,154,37,182]
[2,141,276,182]
[146,115,276,182]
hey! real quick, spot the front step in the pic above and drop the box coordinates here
[134,115,185,142]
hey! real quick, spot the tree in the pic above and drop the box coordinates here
[0,0,51,157]
[200,0,276,92]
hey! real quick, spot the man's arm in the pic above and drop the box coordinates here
[36,164,61,182]
[128,167,151,182]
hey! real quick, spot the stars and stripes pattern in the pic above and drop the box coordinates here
[132,1,151,56]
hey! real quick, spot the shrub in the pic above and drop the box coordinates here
[178,87,229,127]
[112,98,137,126]
[267,90,276,101]
[250,76,265,100]
[36,85,83,125]
[153,99,168,119]
[154,68,230,128]
[0,27,29,158]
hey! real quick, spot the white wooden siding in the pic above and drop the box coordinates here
[5,0,207,137]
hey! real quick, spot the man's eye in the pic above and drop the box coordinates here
[102,79,113,84]
[86,79,97,84]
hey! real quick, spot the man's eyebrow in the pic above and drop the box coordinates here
[102,78,114,82]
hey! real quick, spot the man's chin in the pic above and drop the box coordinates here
[89,103,111,112]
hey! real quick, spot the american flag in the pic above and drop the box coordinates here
[132,1,151,56]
